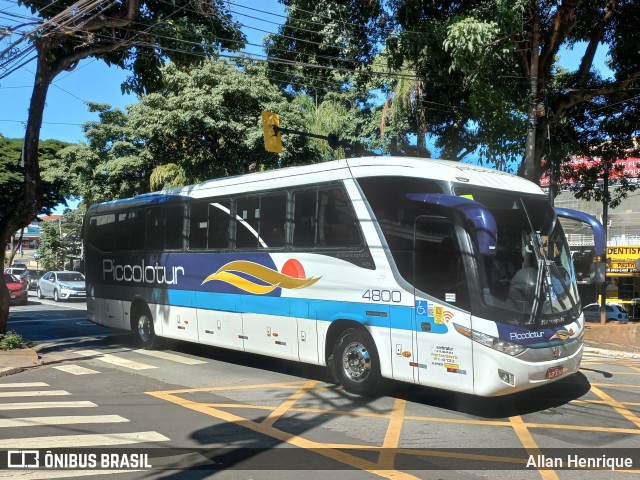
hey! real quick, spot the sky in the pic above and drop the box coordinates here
[0,0,287,143]
[0,0,614,214]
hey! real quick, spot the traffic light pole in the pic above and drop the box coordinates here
[273,126,341,150]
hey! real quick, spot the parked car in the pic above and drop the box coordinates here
[582,303,630,322]
[3,273,28,305]
[24,269,44,290]
[37,271,86,302]
[4,267,26,278]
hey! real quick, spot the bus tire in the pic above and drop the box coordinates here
[133,308,161,350]
[333,328,381,396]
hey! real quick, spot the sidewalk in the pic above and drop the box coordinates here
[0,345,42,377]
[1,337,638,379]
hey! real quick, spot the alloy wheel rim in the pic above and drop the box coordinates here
[341,341,371,383]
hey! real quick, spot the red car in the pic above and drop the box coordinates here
[4,273,28,305]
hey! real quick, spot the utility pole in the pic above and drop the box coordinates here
[600,161,609,324]
[523,17,540,180]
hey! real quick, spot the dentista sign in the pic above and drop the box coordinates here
[607,246,640,276]
[102,259,185,284]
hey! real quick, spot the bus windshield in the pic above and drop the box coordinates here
[456,187,580,328]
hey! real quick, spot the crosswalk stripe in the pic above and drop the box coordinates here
[0,431,169,448]
[0,390,70,398]
[133,349,208,365]
[1,401,97,410]
[53,365,100,375]
[75,350,157,370]
[0,382,49,388]
[0,415,129,428]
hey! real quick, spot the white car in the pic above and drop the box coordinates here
[37,271,86,302]
[582,303,629,323]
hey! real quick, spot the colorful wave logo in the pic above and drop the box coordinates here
[202,259,321,294]
[550,329,573,341]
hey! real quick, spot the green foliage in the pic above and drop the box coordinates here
[150,164,187,191]
[64,59,326,204]
[268,0,640,187]
[37,221,64,271]
[265,0,385,100]
[0,331,23,350]
[17,0,245,95]
[0,136,73,219]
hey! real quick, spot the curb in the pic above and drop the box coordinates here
[0,347,42,378]
[583,346,640,360]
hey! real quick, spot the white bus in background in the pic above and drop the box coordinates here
[83,157,604,397]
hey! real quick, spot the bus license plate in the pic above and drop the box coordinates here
[546,366,564,379]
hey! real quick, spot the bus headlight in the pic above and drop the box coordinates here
[454,324,527,356]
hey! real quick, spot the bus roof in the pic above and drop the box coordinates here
[88,156,544,213]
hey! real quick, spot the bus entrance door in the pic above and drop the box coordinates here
[412,216,474,393]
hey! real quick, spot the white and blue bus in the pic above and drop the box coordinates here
[84,157,605,396]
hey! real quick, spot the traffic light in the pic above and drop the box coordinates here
[262,111,282,153]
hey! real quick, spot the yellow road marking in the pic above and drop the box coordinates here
[195,402,640,436]
[590,385,640,429]
[379,397,406,469]
[509,415,559,480]
[626,363,640,374]
[157,381,312,394]
[148,365,640,479]
[148,390,420,480]
[261,380,317,428]
[591,382,640,389]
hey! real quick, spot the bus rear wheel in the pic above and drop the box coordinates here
[334,328,381,396]
[134,309,160,350]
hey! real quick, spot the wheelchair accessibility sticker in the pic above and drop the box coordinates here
[415,300,448,334]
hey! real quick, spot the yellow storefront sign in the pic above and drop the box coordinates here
[606,246,640,276]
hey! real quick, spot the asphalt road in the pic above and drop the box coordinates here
[1,292,639,479]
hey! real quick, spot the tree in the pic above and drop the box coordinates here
[37,220,64,272]
[60,59,325,204]
[1,136,72,266]
[390,0,640,180]
[59,208,85,271]
[0,0,245,332]
[267,0,640,179]
[264,0,385,101]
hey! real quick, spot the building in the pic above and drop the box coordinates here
[548,154,640,318]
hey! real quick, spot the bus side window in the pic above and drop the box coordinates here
[146,205,184,251]
[235,197,260,248]
[188,202,208,249]
[117,211,143,252]
[164,206,184,249]
[208,200,231,249]
[88,214,116,252]
[259,194,286,249]
[293,190,317,247]
[146,208,164,250]
[319,187,361,247]
[414,217,470,311]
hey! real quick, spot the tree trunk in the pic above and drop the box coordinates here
[521,12,540,182]
[0,47,53,334]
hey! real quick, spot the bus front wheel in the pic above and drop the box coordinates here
[134,309,160,350]
[334,328,381,396]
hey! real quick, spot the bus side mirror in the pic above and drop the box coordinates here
[406,193,497,256]
[554,207,605,258]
